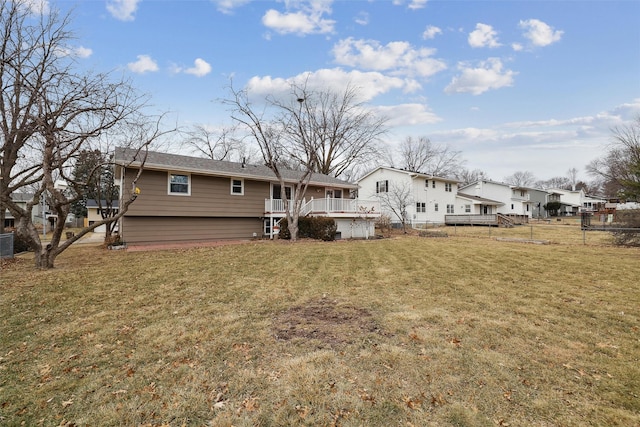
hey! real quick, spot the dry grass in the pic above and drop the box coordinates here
[1,227,639,426]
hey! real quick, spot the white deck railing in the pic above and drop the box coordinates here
[265,197,380,217]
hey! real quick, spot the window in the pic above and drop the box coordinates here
[376,180,388,193]
[169,173,190,195]
[432,180,436,189]
[434,203,439,212]
[231,178,244,195]
[446,204,454,214]
[425,179,429,187]
[272,185,292,200]
[445,182,452,192]
[465,204,471,213]
[416,202,426,213]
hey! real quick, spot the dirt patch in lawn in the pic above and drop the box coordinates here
[273,297,384,349]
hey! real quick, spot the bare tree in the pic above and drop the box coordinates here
[504,171,536,187]
[566,167,579,190]
[224,83,318,241]
[0,1,171,268]
[181,123,257,162]
[392,136,463,177]
[535,176,571,190]
[374,181,413,233]
[455,168,488,187]
[587,115,640,200]
[224,81,386,240]
[306,84,387,179]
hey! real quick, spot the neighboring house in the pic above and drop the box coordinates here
[4,193,44,229]
[356,166,459,225]
[548,188,606,216]
[458,180,535,218]
[528,188,552,219]
[113,148,380,244]
[86,199,119,233]
[453,193,503,216]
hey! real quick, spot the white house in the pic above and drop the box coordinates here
[357,167,459,225]
[454,193,503,215]
[458,180,535,218]
[547,188,606,215]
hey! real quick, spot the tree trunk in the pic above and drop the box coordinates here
[34,245,57,269]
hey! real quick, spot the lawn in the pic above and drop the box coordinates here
[1,229,639,426]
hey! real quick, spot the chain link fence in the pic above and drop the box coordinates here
[0,233,14,259]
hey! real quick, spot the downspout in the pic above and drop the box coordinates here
[118,165,125,243]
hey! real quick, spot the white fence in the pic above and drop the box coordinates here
[265,198,380,216]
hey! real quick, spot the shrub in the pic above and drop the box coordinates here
[277,217,337,241]
[375,215,392,233]
[543,201,562,216]
[12,232,32,254]
[611,209,640,247]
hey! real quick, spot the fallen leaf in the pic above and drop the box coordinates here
[61,399,73,408]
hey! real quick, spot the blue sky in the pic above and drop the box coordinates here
[52,0,640,181]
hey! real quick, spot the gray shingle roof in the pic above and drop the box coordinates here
[456,193,504,205]
[114,147,357,189]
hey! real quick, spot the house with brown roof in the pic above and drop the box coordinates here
[114,148,380,245]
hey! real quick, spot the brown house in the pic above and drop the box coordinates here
[114,148,380,245]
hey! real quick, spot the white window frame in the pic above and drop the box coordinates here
[465,204,471,213]
[231,178,244,195]
[168,172,191,196]
[445,182,452,192]
[446,204,454,214]
[416,202,426,213]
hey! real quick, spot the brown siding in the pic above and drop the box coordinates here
[124,169,270,217]
[121,217,264,244]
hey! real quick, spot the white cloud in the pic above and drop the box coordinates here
[127,55,158,74]
[22,0,49,15]
[422,25,442,40]
[106,0,140,21]
[211,0,251,14]
[262,0,335,35]
[427,100,640,180]
[55,45,93,58]
[519,19,563,47]
[392,0,428,9]
[354,11,369,26]
[72,46,93,58]
[468,23,501,48]
[245,68,411,103]
[408,0,428,10]
[332,38,447,79]
[184,58,212,77]
[445,58,516,95]
[511,42,523,52]
[375,103,441,126]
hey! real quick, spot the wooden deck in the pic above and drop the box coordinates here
[445,214,529,227]
[445,214,497,226]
